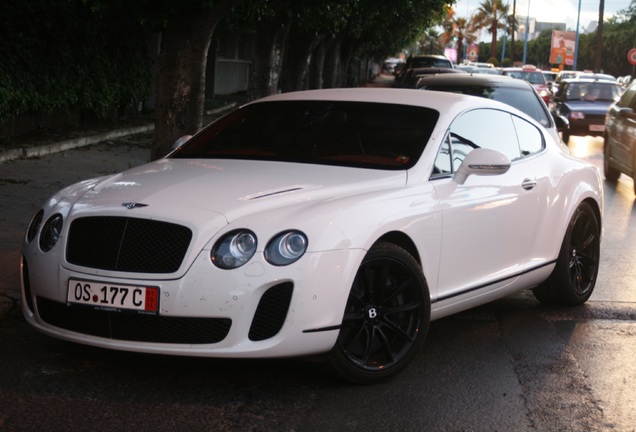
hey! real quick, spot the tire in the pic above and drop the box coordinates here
[532,202,600,305]
[328,242,430,384]
[603,138,620,182]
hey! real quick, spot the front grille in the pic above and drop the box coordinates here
[37,297,231,344]
[66,216,192,273]
[249,283,293,341]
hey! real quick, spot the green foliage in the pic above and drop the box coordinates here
[487,56,499,66]
[0,0,152,124]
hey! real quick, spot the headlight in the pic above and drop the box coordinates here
[570,111,585,119]
[39,214,63,252]
[211,230,257,269]
[265,231,307,266]
[26,209,44,243]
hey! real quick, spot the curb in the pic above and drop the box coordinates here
[0,102,238,164]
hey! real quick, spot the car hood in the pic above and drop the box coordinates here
[562,100,614,114]
[71,158,407,228]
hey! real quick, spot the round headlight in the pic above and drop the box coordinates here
[211,230,257,269]
[39,214,63,252]
[27,209,44,243]
[265,231,307,266]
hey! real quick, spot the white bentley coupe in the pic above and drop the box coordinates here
[21,88,603,384]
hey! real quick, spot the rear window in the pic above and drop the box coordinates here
[171,101,439,170]
[505,71,546,85]
[420,85,551,128]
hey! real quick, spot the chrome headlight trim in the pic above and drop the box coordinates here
[211,229,257,269]
[39,213,64,252]
[265,230,308,266]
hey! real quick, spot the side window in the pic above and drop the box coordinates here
[448,109,521,164]
[512,115,544,156]
[432,135,452,177]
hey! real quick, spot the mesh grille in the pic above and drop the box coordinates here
[37,297,231,344]
[66,216,192,273]
[248,283,293,341]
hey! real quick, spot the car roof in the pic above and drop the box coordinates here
[414,73,532,89]
[409,54,451,60]
[561,78,619,85]
[253,88,521,118]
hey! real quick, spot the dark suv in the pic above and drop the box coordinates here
[603,79,636,194]
[394,55,454,88]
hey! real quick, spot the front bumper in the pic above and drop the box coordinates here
[21,247,363,358]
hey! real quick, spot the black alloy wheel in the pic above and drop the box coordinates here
[533,202,600,305]
[328,242,430,384]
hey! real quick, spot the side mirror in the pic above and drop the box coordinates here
[552,114,570,132]
[454,148,511,185]
[617,107,635,118]
[172,135,193,150]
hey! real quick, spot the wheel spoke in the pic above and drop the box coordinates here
[379,314,418,344]
[380,275,413,303]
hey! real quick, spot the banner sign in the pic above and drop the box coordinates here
[550,30,576,66]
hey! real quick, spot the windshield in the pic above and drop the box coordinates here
[563,82,621,102]
[171,101,439,170]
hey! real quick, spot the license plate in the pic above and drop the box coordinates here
[589,124,605,132]
[67,279,159,314]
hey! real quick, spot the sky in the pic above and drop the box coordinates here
[452,0,632,33]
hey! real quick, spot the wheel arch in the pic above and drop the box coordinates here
[373,231,421,265]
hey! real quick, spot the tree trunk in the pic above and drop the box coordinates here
[151,2,236,160]
[323,39,342,89]
[249,19,292,100]
[308,40,327,90]
[510,0,516,63]
[280,23,325,93]
[594,0,605,73]
[490,22,498,59]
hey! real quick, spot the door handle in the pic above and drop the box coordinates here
[522,178,536,190]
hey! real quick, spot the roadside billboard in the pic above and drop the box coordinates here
[550,30,576,67]
[467,44,479,62]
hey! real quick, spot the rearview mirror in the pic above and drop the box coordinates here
[454,148,511,185]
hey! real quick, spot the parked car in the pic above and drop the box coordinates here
[21,88,603,384]
[394,54,454,87]
[551,78,622,143]
[400,67,466,88]
[503,65,551,104]
[470,67,499,75]
[603,79,636,194]
[416,73,568,143]
[576,73,616,82]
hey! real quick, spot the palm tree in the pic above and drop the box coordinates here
[473,0,509,59]
[443,17,479,63]
[419,28,443,54]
